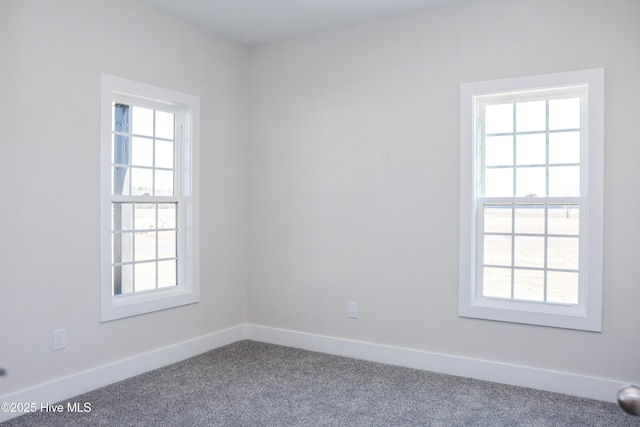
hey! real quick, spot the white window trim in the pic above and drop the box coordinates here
[100,74,200,322]
[459,68,604,331]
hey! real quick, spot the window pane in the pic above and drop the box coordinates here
[485,135,512,166]
[485,103,513,134]
[135,204,156,230]
[121,264,133,294]
[516,133,546,165]
[484,205,512,234]
[111,104,116,131]
[549,166,579,197]
[516,101,546,132]
[484,235,512,266]
[156,140,174,169]
[113,264,133,295]
[112,232,133,264]
[514,236,544,268]
[112,103,131,179]
[549,98,580,130]
[135,262,156,292]
[112,166,130,195]
[155,169,174,196]
[515,167,546,197]
[158,203,176,229]
[513,269,544,301]
[112,203,133,231]
[131,137,153,167]
[131,168,153,196]
[547,271,578,304]
[485,168,513,197]
[135,232,156,261]
[549,132,580,164]
[158,230,176,259]
[113,103,130,130]
[548,237,579,270]
[158,260,177,288]
[548,205,579,235]
[515,205,544,235]
[483,267,511,298]
[112,134,130,165]
[155,111,175,140]
[132,106,154,137]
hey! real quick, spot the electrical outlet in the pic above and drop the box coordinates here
[53,328,66,351]
[348,302,358,319]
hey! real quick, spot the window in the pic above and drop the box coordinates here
[459,69,604,331]
[100,74,200,322]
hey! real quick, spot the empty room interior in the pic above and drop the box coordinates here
[1,0,640,424]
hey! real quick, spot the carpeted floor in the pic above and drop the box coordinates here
[4,340,639,426]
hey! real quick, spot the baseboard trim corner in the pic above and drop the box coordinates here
[0,324,246,423]
[246,324,623,403]
[2,322,625,423]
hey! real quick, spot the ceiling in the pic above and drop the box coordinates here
[139,0,474,46]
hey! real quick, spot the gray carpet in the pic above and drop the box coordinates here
[4,340,639,426]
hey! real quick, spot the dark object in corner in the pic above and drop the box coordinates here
[618,385,640,416]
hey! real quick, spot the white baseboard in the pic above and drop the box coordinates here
[0,324,247,423]
[2,322,626,423]
[246,324,624,404]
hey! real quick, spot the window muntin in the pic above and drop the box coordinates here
[459,69,604,331]
[100,74,199,322]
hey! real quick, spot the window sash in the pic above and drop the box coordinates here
[477,91,586,199]
[476,197,583,306]
[111,201,179,295]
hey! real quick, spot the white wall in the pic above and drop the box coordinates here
[248,0,640,384]
[0,0,248,395]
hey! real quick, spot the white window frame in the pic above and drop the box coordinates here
[459,68,604,331]
[100,74,200,322]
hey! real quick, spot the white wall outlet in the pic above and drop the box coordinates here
[348,302,358,319]
[52,328,66,351]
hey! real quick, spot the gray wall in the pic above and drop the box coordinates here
[0,0,248,395]
[248,0,640,383]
